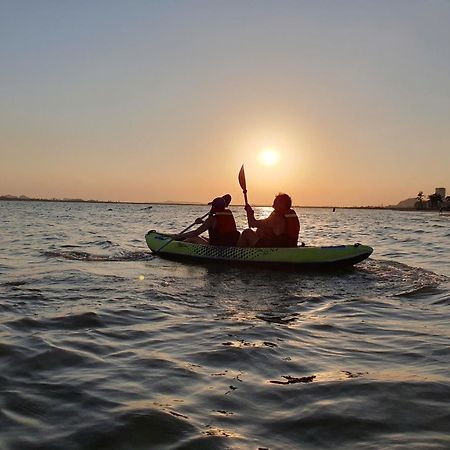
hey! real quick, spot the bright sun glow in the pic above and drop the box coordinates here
[259,148,280,166]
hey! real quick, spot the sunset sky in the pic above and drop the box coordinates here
[1,1,449,206]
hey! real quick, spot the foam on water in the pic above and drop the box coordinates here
[43,249,152,262]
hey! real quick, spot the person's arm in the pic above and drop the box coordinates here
[245,205,259,228]
[194,215,208,224]
[245,205,271,228]
[173,217,211,240]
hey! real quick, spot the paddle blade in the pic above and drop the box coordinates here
[238,165,247,192]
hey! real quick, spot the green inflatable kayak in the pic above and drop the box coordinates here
[145,230,373,269]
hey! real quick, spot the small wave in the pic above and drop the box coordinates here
[5,312,104,331]
[43,250,153,262]
[433,297,450,306]
[2,280,28,287]
[48,311,104,330]
[85,239,118,249]
[362,259,445,282]
[357,259,447,298]
[2,388,48,422]
[395,285,443,298]
[432,223,447,228]
[4,317,44,331]
[429,288,450,306]
[44,250,91,260]
[70,408,197,450]
[17,344,99,372]
[7,288,47,303]
[0,263,13,272]
[257,314,299,325]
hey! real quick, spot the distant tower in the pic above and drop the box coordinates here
[435,187,446,199]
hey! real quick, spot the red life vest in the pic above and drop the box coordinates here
[282,209,300,247]
[208,209,240,246]
[257,209,300,247]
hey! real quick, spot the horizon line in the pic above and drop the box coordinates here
[0,194,400,209]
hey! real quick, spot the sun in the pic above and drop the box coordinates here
[259,148,280,166]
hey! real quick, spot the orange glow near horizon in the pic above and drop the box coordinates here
[1,3,449,208]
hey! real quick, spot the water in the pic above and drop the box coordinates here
[1,201,449,450]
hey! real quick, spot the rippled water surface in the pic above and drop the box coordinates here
[1,201,449,449]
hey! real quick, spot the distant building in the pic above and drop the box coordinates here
[414,187,449,210]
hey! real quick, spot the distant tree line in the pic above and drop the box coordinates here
[0,195,119,203]
[415,191,450,211]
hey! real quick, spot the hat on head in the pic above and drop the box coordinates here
[209,197,226,211]
[222,194,231,206]
[208,194,231,206]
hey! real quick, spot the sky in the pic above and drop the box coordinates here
[1,0,449,206]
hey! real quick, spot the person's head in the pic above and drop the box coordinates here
[222,194,232,207]
[272,193,292,212]
[210,197,226,212]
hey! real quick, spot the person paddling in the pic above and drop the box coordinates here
[173,196,240,246]
[194,194,232,224]
[237,193,300,247]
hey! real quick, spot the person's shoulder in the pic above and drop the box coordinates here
[272,211,285,220]
[266,211,282,224]
[208,215,219,225]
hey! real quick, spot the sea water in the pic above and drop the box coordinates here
[1,201,449,449]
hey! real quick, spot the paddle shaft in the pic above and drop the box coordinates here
[156,211,210,253]
[243,190,248,206]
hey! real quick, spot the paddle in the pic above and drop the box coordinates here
[156,211,210,253]
[238,164,249,206]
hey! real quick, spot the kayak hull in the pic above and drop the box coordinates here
[145,231,373,270]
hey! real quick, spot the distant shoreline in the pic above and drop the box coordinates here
[0,196,203,206]
[0,196,435,211]
[0,196,151,206]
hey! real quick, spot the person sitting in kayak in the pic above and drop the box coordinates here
[237,193,300,247]
[193,194,232,225]
[173,196,240,246]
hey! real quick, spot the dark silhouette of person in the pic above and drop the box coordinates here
[237,193,300,247]
[174,196,240,246]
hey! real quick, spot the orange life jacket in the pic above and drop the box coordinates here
[208,209,240,246]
